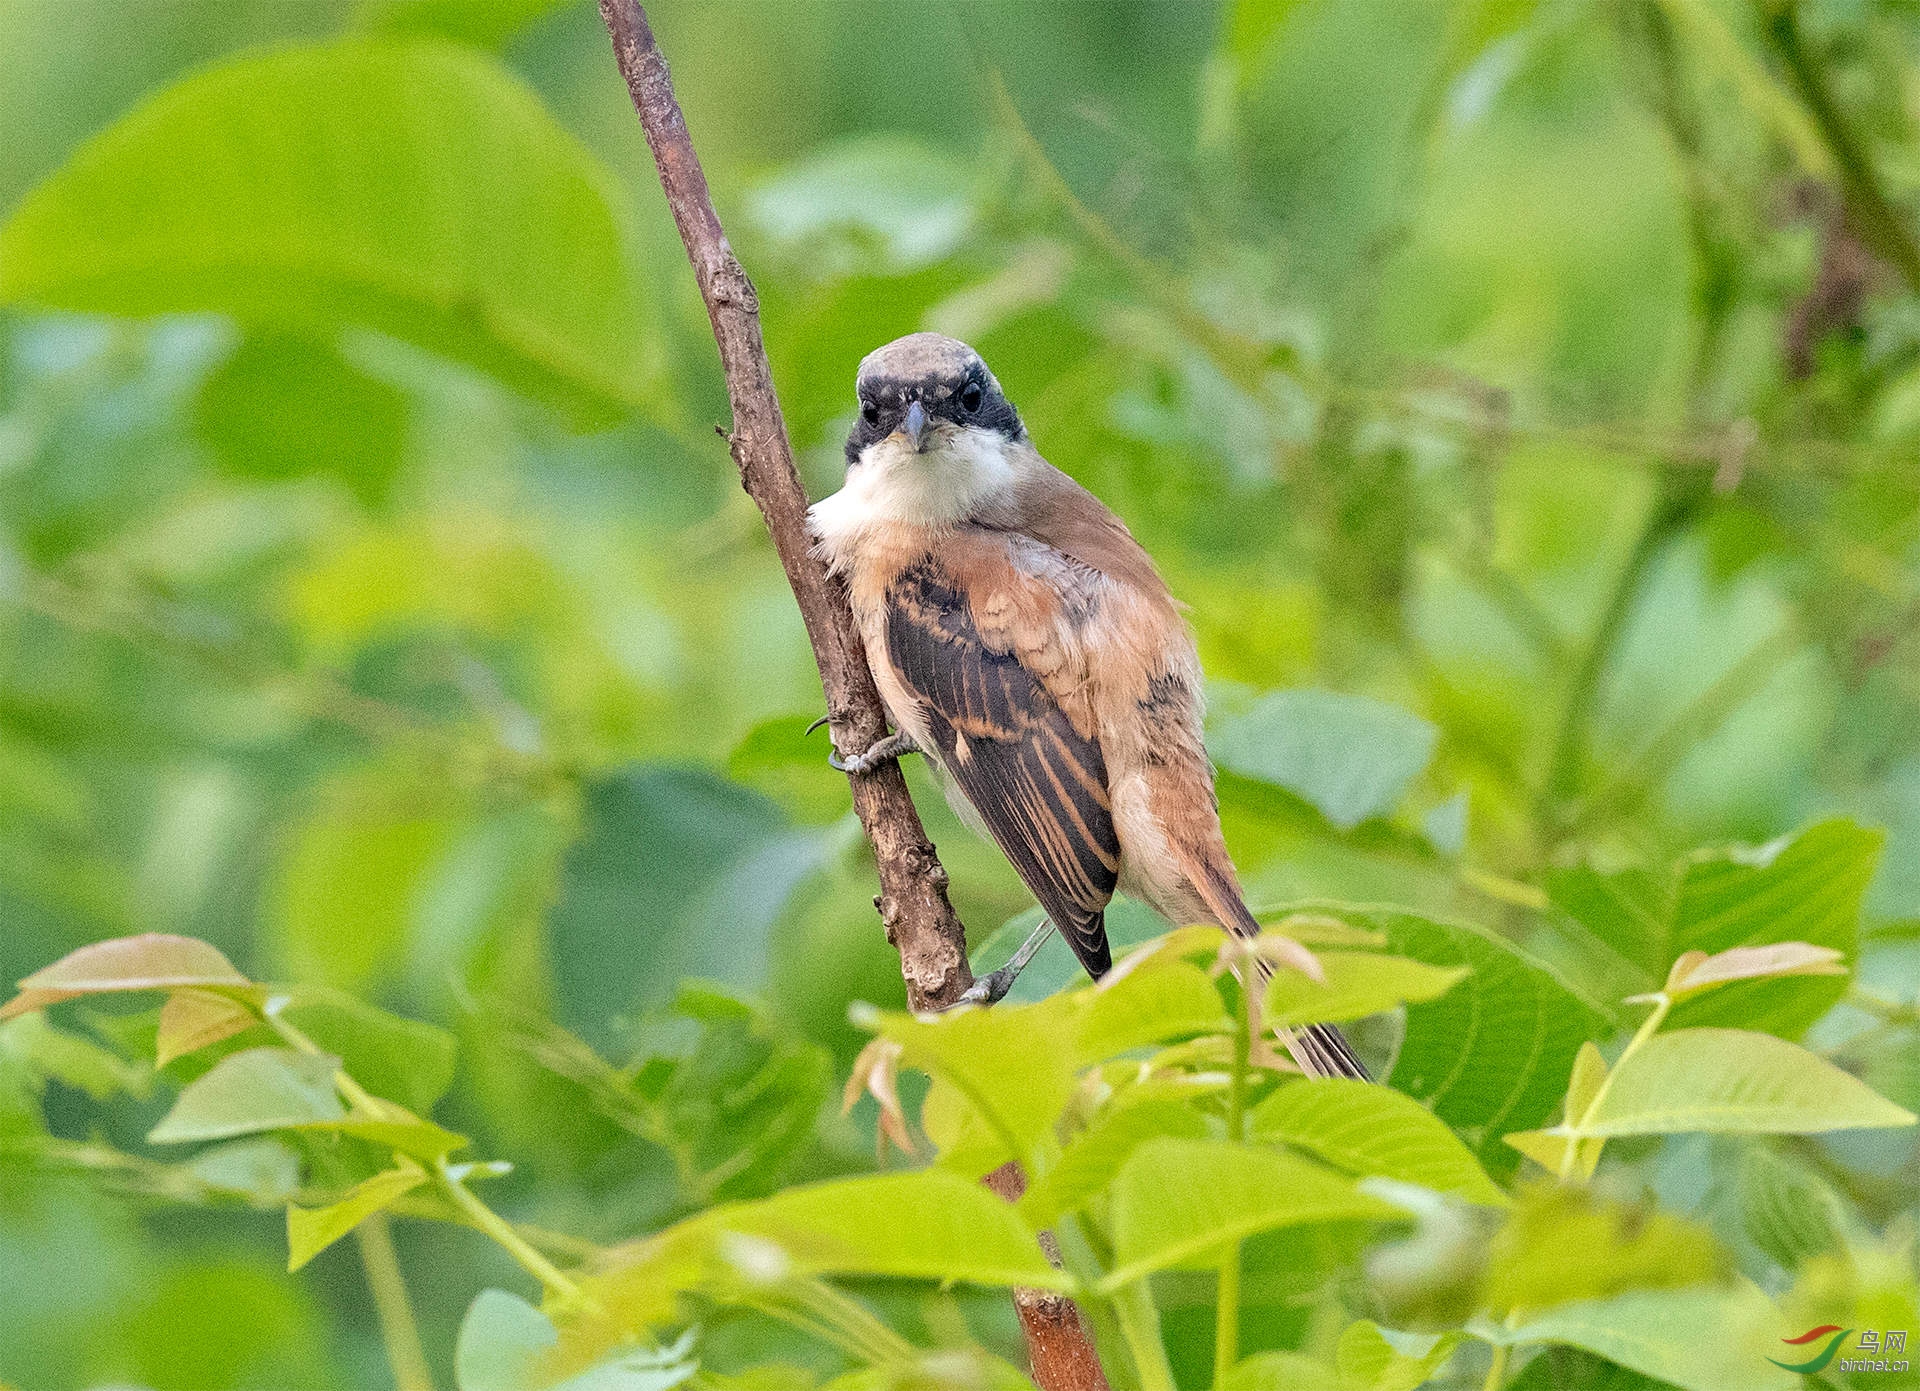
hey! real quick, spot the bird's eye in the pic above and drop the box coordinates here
[861,401,880,426]
[960,381,985,413]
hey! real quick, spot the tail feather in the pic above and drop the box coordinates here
[1185,858,1371,1082]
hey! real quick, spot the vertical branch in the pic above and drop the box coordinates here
[594,7,1112,1389]
[595,0,969,1013]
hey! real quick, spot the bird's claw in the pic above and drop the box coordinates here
[827,747,874,776]
[952,965,1018,1008]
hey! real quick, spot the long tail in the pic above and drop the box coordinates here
[1189,861,1372,1082]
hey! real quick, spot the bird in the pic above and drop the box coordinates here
[807,332,1367,1081]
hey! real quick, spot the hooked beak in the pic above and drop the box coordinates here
[899,399,929,452]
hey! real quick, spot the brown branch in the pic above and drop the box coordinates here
[596,0,967,1013]
[593,8,1112,1389]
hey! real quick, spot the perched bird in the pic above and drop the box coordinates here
[808,333,1366,1080]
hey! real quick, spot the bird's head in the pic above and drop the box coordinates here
[846,333,1024,471]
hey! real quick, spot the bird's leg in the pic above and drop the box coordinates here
[828,730,922,776]
[953,919,1055,1007]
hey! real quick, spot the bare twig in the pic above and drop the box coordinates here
[596,0,968,1013]
[594,7,1112,1387]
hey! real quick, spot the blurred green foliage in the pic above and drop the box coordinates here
[2,0,1920,1388]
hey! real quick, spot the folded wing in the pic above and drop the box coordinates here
[884,558,1118,975]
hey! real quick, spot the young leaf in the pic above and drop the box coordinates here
[1334,1320,1462,1391]
[1251,1078,1508,1206]
[843,1036,915,1162]
[1101,1137,1400,1289]
[1665,820,1880,1036]
[148,1047,343,1143]
[2,933,251,1019]
[1567,1028,1916,1137]
[0,41,653,425]
[1652,942,1846,1002]
[1210,688,1437,830]
[1263,951,1467,1027]
[286,1163,427,1271]
[156,988,257,1067]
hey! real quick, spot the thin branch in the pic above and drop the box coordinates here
[593,8,1112,1389]
[1762,0,1920,293]
[596,0,970,1013]
[356,1215,435,1391]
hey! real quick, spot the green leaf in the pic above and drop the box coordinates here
[1102,1137,1400,1289]
[323,1112,469,1162]
[920,1076,1015,1179]
[1736,1145,1848,1271]
[1251,1078,1508,1206]
[280,989,458,1115]
[1280,905,1604,1177]
[355,0,573,50]
[747,135,977,275]
[156,989,258,1067]
[1503,1041,1606,1180]
[3,932,250,1019]
[456,1288,698,1391]
[1665,821,1880,1036]
[180,1137,303,1204]
[196,330,408,505]
[0,1011,149,1101]
[286,1163,427,1270]
[1217,1351,1340,1391]
[148,1046,343,1143]
[1334,1320,1462,1391]
[0,40,652,424]
[1210,689,1437,830]
[1263,951,1467,1027]
[696,1169,1064,1290]
[1070,957,1231,1064]
[821,1352,1036,1391]
[1567,1028,1916,1137]
[1018,1095,1208,1230]
[1474,1283,1796,1391]
[867,998,1077,1167]
[1481,1184,1730,1314]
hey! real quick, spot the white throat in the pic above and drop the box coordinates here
[809,425,1020,565]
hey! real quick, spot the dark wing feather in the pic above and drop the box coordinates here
[885,559,1117,975]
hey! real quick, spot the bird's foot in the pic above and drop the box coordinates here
[945,918,1056,1009]
[827,730,921,776]
[953,964,1020,1008]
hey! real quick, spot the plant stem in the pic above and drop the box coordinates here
[437,1159,581,1301]
[1213,1252,1241,1380]
[1108,1281,1177,1391]
[1535,483,1699,845]
[1762,0,1920,292]
[356,1214,435,1391]
[1214,973,1253,1380]
[1482,1341,1510,1391]
[262,996,388,1116]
